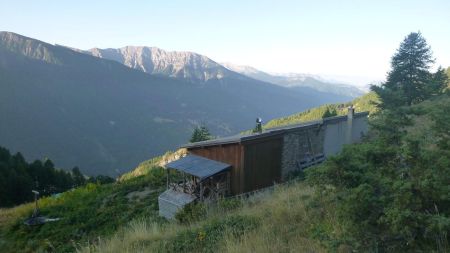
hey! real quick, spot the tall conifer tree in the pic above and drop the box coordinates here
[373,32,435,108]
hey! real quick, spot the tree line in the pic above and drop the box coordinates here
[0,146,114,207]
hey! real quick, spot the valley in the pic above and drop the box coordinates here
[0,32,356,176]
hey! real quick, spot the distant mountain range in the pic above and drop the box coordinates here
[82,46,233,83]
[222,63,365,98]
[81,46,364,98]
[0,31,359,176]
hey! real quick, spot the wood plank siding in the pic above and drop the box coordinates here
[188,144,244,194]
[188,136,283,194]
[243,137,283,192]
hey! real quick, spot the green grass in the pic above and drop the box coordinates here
[119,149,187,182]
[77,181,328,253]
[0,168,167,253]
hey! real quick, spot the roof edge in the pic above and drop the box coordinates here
[182,111,370,149]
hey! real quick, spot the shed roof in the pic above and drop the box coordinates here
[182,111,369,149]
[165,154,231,180]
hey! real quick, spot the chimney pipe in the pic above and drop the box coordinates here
[346,106,354,144]
[256,117,262,134]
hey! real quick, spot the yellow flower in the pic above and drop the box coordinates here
[197,231,206,241]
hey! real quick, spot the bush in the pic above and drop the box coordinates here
[217,198,242,212]
[175,202,207,224]
[167,215,260,253]
[306,95,450,252]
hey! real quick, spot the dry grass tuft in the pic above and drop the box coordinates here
[80,181,327,253]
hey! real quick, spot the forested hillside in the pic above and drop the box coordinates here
[0,146,82,207]
[0,146,113,208]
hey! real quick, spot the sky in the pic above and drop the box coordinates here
[1,0,449,86]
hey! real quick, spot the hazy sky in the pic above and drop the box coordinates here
[1,0,449,86]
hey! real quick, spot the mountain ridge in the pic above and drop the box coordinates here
[0,31,354,176]
[222,62,365,98]
[83,44,363,99]
[84,46,237,83]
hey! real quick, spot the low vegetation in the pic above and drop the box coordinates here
[118,149,186,181]
[78,181,326,253]
[0,168,166,253]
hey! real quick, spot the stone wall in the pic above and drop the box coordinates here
[281,113,368,179]
[281,125,325,178]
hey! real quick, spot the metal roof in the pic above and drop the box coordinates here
[165,154,231,180]
[182,111,369,149]
[158,189,197,219]
[159,189,197,206]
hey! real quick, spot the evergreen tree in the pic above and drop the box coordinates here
[306,32,450,251]
[372,32,436,108]
[72,166,86,187]
[0,146,109,207]
[322,107,337,118]
[190,125,212,143]
[427,67,449,96]
[87,175,115,184]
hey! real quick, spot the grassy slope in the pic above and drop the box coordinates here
[262,91,378,130]
[0,169,166,253]
[79,181,327,253]
[118,149,186,182]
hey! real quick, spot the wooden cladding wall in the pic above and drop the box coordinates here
[188,144,244,194]
[243,137,283,192]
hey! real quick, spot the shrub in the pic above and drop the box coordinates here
[217,198,242,212]
[167,215,260,253]
[175,202,207,224]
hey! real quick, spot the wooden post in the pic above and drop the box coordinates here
[200,182,204,201]
[183,173,186,192]
[227,171,231,196]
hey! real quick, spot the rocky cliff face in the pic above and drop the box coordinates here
[87,46,234,83]
[0,32,60,64]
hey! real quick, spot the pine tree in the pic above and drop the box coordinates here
[190,125,212,143]
[427,67,448,96]
[72,167,86,187]
[322,107,337,118]
[373,32,435,108]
